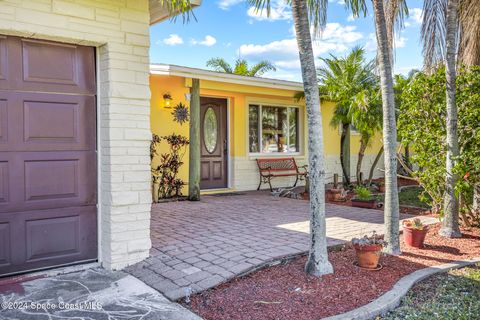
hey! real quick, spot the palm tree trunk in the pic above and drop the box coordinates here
[440,0,461,238]
[340,123,351,186]
[372,0,401,255]
[292,0,333,277]
[188,78,201,201]
[368,146,383,185]
[356,138,367,185]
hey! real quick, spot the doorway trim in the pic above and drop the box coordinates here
[199,95,231,190]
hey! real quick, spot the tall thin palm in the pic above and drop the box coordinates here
[421,0,462,238]
[248,0,333,276]
[346,0,407,255]
[206,58,276,77]
[318,47,378,186]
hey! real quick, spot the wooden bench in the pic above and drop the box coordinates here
[256,157,308,191]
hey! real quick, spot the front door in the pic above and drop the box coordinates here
[200,97,228,189]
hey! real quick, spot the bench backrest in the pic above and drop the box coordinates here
[256,157,298,173]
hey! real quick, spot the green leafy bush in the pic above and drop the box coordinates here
[398,66,480,225]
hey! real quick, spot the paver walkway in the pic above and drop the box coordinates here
[126,191,436,301]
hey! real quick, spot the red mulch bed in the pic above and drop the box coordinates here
[186,224,480,320]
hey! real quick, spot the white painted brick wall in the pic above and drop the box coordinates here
[0,0,152,270]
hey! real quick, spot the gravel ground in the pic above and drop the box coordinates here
[185,224,480,320]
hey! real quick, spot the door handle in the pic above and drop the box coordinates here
[223,140,228,155]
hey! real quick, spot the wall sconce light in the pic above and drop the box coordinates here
[184,93,192,101]
[163,93,173,108]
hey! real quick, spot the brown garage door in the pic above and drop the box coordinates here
[0,35,97,276]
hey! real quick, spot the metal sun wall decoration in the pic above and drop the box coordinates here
[172,102,189,125]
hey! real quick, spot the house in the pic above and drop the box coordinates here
[150,64,384,192]
[0,0,384,279]
[0,0,201,277]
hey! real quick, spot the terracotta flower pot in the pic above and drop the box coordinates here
[326,189,343,201]
[403,226,428,248]
[353,244,382,269]
[351,199,377,209]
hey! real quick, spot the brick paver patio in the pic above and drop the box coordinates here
[125,191,436,301]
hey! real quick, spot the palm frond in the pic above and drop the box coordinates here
[421,0,447,70]
[384,0,409,54]
[206,58,233,73]
[159,0,196,23]
[248,60,277,77]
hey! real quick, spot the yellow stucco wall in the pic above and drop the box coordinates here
[150,74,384,190]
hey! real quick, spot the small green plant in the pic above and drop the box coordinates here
[403,218,426,230]
[354,185,373,201]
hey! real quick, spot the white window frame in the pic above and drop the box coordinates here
[248,103,302,156]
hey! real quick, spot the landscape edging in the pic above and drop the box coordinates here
[322,257,480,320]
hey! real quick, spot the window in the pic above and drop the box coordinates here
[249,104,299,153]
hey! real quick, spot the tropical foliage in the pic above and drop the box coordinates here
[318,47,382,185]
[398,66,480,226]
[206,58,276,77]
[151,134,190,200]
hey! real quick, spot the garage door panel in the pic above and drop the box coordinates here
[25,159,79,202]
[0,36,7,83]
[19,39,96,94]
[0,151,96,213]
[0,37,95,94]
[0,222,11,267]
[26,215,80,262]
[0,161,9,204]
[0,206,97,275]
[0,97,12,147]
[22,93,96,151]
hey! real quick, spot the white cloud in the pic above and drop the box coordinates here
[405,8,423,27]
[218,0,244,10]
[247,1,292,21]
[162,34,183,46]
[365,32,407,52]
[347,14,355,22]
[395,36,407,48]
[191,35,217,46]
[238,23,363,73]
[365,33,377,52]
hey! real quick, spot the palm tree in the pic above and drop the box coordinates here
[318,47,379,186]
[206,58,276,77]
[421,0,462,238]
[248,0,333,276]
[347,0,407,255]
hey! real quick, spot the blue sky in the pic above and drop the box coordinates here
[150,0,424,82]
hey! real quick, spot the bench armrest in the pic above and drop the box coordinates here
[297,165,308,174]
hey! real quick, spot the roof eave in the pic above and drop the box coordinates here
[150,64,305,92]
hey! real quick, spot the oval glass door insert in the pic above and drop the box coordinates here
[204,107,218,153]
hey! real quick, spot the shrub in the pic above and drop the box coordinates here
[151,133,189,200]
[398,66,480,226]
[354,185,373,201]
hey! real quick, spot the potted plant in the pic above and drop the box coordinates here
[351,186,377,209]
[326,187,345,202]
[403,218,428,248]
[352,231,387,270]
